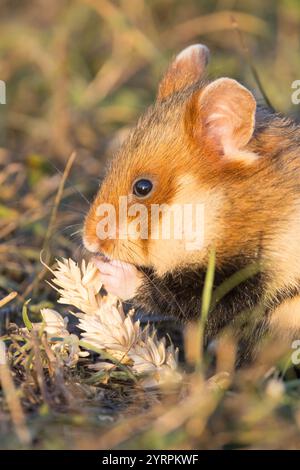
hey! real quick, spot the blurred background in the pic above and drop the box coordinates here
[0,0,300,304]
[2,0,300,450]
[1,0,300,308]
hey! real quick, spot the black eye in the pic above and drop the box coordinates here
[133,179,153,198]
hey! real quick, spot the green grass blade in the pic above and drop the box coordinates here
[22,300,33,332]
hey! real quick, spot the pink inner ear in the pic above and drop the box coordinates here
[199,78,256,157]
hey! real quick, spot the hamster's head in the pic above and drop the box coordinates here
[83,44,257,276]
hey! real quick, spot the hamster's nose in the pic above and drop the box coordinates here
[82,234,100,253]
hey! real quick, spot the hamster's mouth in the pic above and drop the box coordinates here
[82,240,110,262]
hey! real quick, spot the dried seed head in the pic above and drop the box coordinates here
[46,258,182,387]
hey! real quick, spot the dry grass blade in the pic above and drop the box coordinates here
[43,151,77,256]
[30,332,50,404]
[231,15,274,110]
[0,341,31,446]
[23,151,77,298]
[0,291,17,309]
[161,10,267,46]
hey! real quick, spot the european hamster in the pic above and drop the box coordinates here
[83,44,300,364]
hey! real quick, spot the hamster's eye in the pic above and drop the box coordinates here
[133,178,153,198]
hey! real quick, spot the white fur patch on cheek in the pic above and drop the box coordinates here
[147,174,224,274]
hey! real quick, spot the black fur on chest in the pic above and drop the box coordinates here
[133,257,300,364]
[136,257,264,329]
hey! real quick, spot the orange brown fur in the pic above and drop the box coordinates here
[83,44,300,362]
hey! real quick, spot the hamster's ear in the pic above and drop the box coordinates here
[186,78,257,163]
[157,44,209,102]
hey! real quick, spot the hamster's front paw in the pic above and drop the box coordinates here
[92,257,143,300]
